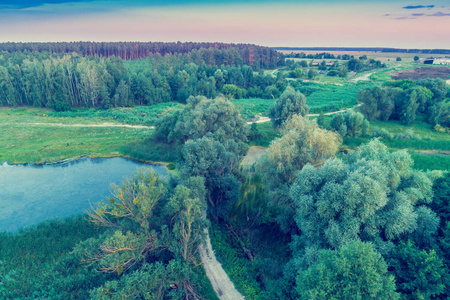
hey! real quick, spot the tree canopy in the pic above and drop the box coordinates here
[297,240,399,300]
[257,115,341,232]
[290,139,438,252]
[268,86,309,128]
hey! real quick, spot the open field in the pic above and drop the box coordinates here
[389,66,450,80]
[0,108,153,164]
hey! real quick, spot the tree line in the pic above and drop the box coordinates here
[0,49,286,109]
[0,41,284,67]
[358,78,450,128]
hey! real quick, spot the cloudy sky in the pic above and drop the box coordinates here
[0,0,449,48]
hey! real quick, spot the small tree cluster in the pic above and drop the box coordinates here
[268,86,309,128]
[330,109,369,137]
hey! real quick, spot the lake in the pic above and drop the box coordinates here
[0,157,168,232]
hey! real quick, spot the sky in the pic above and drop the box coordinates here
[0,0,449,49]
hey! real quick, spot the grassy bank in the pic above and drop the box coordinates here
[0,107,154,164]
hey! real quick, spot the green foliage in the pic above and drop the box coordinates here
[429,172,450,223]
[396,57,402,61]
[297,241,399,300]
[153,95,248,145]
[429,99,450,128]
[249,122,262,141]
[247,122,280,148]
[120,138,181,163]
[409,152,450,172]
[299,82,367,114]
[0,216,111,299]
[180,137,244,220]
[268,86,309,128]
[0,107,154,164]
[290,140,437,251]
[358,86,392,121]
[231,98,274,119]
[359,79,448,127]
[50,102,184,126]
[257,116,341,232]
[330,109,369,138]
[81,170,208,298]
[388,241,445,299]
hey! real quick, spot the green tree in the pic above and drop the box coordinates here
[330,110,369,138]
[297,240,399,300]
[429,172,450,223]
[290,140,437,251]
[257,115,341,232]
[249,122,262,141]
[153,95,248,148]
[268,86,309,128]
[80,170,207,299]
[180,137,243,220]
[307,69,317,79]
[358,87,386,121]
[396,57,402,61]
[388,241,445,299]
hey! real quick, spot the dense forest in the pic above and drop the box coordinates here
[0,42,283,64]
[0,45,284,109]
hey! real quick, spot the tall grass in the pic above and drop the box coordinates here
[298,82,373,113]
[48,102,184,126]
[409,153,450,171]
[0,216,112,299]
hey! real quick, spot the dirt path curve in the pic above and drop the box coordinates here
[5,122,154,129]
[351,72,374,82]
[199,228,244,300]
[247,103,363,124]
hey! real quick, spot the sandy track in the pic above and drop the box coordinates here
[351,72,374,82]
[199,228,244,300]
[247,103,363,124]
[5,122,154,129]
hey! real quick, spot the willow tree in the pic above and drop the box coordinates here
[257,115,341,232]
[81,170,207,299]
[290,139,438,252]
[268,86,309,128]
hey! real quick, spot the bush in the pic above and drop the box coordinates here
[52,101,71,112]
[371,127,393,139]
[394,129,420,140]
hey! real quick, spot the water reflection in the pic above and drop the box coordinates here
[0,158,167,232]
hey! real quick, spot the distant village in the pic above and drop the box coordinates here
[423,57,450,65]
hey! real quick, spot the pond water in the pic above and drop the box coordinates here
[0,157,168,232]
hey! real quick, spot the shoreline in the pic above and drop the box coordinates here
[1,155,170,171]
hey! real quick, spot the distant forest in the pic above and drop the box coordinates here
[0,41,283,64]
[0,42,285,109]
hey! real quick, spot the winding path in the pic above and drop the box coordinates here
[199,229,244,300]
[2,122,154,129]
[247,103,363,124]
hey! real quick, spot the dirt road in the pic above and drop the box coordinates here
[199,228,244,300]
[247,103,363,124]
[351,72,374,82]
[7,122,154,129]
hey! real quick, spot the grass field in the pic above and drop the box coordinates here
[49,102,184,126]
[0,107,154,164]
[232,98,274,119]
